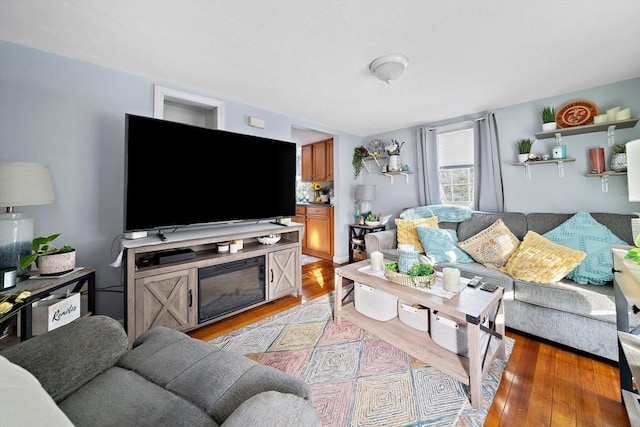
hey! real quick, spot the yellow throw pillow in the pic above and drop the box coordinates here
[395,217,438,253]
[457,219,520,269]
[501,231,586,284]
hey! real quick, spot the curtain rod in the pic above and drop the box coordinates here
[427,117,485,132]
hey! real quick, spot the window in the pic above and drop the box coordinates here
[437,128,474,207]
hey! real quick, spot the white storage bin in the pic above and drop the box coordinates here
[430,310,489,357]
[32,293,81,336]
[354,282,398,321]
[397,299,429,331]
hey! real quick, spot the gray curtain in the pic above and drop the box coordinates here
[474,112,504,212]
[416,127,442,206]
[416,112,504,211]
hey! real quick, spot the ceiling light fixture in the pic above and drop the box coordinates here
[369,53,409,84]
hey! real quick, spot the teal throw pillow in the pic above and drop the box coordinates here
[543,211,628,285]
[416,226,474,264]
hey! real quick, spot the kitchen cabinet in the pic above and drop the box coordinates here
[301,138,334,182]
[296,204,334,260]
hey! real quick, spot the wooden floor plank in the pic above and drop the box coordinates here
[186,259,629,427]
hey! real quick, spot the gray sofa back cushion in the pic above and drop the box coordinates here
[456,212,528,241]
[527,212,634,244]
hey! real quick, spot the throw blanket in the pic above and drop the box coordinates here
[399,204,473,223]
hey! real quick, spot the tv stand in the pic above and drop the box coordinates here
[122,222,304,346]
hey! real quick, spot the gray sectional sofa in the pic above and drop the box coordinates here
[364,210,638,361]
[0,315,321,427]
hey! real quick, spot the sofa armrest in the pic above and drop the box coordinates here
[221,391,321,427]
[364,229,397,256]
[0,315,128,403]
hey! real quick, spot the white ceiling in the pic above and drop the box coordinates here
[1,0,639,137]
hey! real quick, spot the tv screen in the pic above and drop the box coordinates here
[124,114,297,232]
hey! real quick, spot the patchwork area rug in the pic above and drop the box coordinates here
[212,294,513,427]
[302,254,324,265]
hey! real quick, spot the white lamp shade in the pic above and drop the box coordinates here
[0,162,56,208]
[355,185,376,201]
[627,139,640,202]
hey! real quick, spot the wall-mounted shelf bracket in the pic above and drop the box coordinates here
[601,175,609,192]
[554,133,562,145]
[382,171,412,183]
[607,125,616,146]
[557,161,565,177]
[585,171,626,192]
[362,156,383,175]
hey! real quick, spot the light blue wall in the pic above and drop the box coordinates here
[362,78,640,221]
[0,41,361,319]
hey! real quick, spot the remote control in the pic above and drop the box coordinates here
[467,276,482,288]
[480,282,498,292]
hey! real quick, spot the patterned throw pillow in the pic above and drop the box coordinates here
[543,211,628,285]
[415,226,474,264]
[501,231,586,283]
[395,217,439,253]
[457,219,520,269]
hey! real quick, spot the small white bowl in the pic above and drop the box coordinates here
[365,221,381,227]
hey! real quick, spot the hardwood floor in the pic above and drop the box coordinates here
[188,259,630,427]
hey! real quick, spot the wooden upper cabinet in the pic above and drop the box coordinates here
[326,139,334,181]
[312,141,327,180]
[301,145,313,182]
[301,138,334,182]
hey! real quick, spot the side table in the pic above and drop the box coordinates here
[1,267,96,343]
[612,246,640,424]
[348,223,386,263]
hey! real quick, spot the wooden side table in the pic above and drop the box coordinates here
[1,268,96,342]
[348,223,386,263]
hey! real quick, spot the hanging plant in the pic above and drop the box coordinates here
[352,146,368,179]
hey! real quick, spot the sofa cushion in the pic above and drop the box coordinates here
[456,212,528,241]
[513,278,625,325]
[457,219,521,269]
[415,226,474,264]
[395,217,438,253]
[59,366,217,427]
[501,231,586,283]
[0,355,74,427]
[542,211,628,285]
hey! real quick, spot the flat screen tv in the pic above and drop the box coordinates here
[124,114,297,232]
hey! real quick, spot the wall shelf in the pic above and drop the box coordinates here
[512,158,575,179]
[585,171,627,192]
[534,117,638,146]
[362,156,412,182]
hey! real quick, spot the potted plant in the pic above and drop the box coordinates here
[352,146,368,179]
[320,186,331,203]
[611,143,627,172]
[540,106,557,131]
[19,234,76,276]
[515,138,534,163]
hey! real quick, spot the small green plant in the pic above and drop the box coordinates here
[515,138,534,154]
[540,106,556,123]
[352,146,367,179]
[19,234,74,270]
[613,143,626,154]
[365,213,379,221]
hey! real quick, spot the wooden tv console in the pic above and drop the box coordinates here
[122,222,303,345]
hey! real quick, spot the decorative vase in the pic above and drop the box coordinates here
[398,244,419,274]
[611,153,627,172]
[542,122,557,131]
[517,153,529,163]
[589,147,606,173]
[388,155,400,172]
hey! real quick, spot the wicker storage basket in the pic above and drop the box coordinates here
[384,269,436,289]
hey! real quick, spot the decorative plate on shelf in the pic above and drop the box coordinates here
[555,100,599,128]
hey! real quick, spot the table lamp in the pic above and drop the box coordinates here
[355,184,376,215]
[0,162,56,275]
